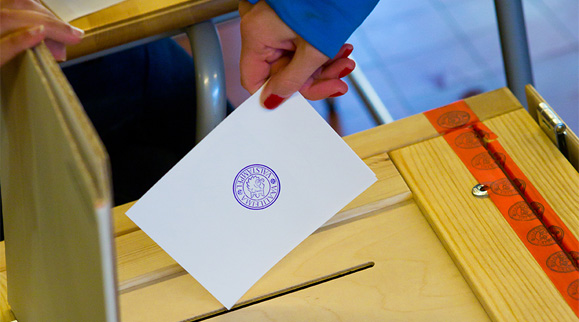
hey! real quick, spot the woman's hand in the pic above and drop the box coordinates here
[239,0,355,109]
[0,0,84,66]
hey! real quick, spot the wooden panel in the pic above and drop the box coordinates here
[346,88,523,159]
[113,152,411,290]
[0,45,117,322]
[483,108,579,240]
[120,202,490,322]
[0,273,14,322]
[390,114,578,321]
[67,0,238,59]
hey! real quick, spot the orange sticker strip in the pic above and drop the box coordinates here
[424,101,579,315]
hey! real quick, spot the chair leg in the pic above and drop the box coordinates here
[494,0,534,108]
[186,21,228,143]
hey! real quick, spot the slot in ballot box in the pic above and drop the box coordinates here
[0,44,578,322]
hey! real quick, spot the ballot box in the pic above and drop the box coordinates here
[0,45,578,322]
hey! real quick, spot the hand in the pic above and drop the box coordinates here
[0,0,84,67]
[239,0,355,109]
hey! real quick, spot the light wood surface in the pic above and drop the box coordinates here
[1,45,116,321]
[113,151,411,290]
[0,273,14,322]
[483,108,579,239]
[67,0,238,59]
[1,87,566,321]
[119,202,490,322]
[390,109,579,321]
[345,88,523,159]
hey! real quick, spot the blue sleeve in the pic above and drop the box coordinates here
[247,0,379,58]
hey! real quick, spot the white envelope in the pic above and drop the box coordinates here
[126,87,377,309]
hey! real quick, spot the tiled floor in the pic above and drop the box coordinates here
[218,0,578,136]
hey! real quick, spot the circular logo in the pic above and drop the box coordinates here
[569,280,579,300]
[546,251,576,273]
[471,152,499,170]
[454,132,482,149]
[437,111,470,129]
[490,178,518,196]
[508,201,536,221]
[527,225,559,246]
[233,164,280,210]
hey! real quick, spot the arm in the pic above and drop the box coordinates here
[239,0,378,109]
[247,0,378,59]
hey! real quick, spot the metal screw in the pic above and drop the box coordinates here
[472,184,489,198]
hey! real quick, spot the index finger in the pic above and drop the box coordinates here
[239,42,272,94]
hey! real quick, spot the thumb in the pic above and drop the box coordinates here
[261,42,328,109]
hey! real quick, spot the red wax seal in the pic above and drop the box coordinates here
[490,178,519,196]
[471,152,499,170]
[527,225,558,246]
[569,279,579,300]
[546,251,577,273]
[454,132,482,149]
[508,201,537,221]
[437,111,471,129]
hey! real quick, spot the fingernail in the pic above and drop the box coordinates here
[340,47,353,59]
[263,94,284,110]
[71,26,85,38]
[29,25,45,36]
[329,92,345,98]
[339,67,354,78]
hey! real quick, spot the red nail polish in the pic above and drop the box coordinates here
[263,94,284,110]
[340,47,353,59]
[339,67,354,78]
[329,92,345,98]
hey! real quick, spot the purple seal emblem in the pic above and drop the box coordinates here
[233,164,280,210]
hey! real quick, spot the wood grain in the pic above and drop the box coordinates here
[0,273,14,322]
[483,108,579,240]
[67,0,238,59]
[346,88,523,159]
[119,202,490,322]
[113,152,411,291]
[390,117,578,321]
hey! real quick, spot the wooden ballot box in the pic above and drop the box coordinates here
[0,45,578,321]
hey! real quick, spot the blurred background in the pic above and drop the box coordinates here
[197,0,577,136]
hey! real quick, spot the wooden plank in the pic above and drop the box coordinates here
[0,45,116,321]
[67,0,238,59]
[113,152,411,290]
[483,108,579,240]
[346,88,523,159]
[464,86,523,121]
[390,119,578,321]
[0,272,14,322]
[119,202,490,322]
